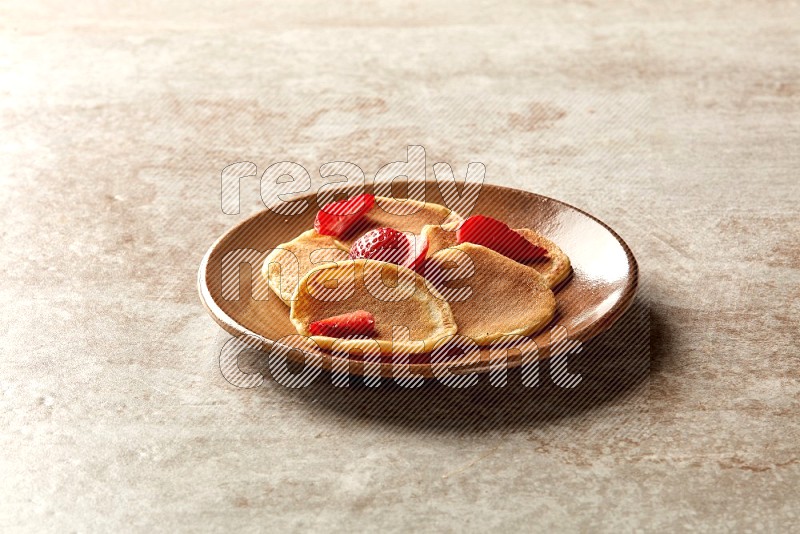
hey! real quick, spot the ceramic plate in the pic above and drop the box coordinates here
[198,182,638,378]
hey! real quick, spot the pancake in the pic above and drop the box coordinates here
[515,228,572,288]
[290,259,456,355]
[333,196,461,249]
[262,229,349,304]
[421,223,571,289]
[424,243,556,345]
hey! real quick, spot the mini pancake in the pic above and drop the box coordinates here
[290,259,456,355]
[421,224,571,289]
[334,196,461,249]
[262,229,349,304]
[515,228,571,288]
[424,243,556,345]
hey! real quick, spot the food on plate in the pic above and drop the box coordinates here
[262,193,570,355]
[265,195,455,304]
[314,193,375,237]
[332,195,459,249]
[514,228,572,288]
[423,243,556,345]
[348,227,428,273]
[421,218,572,289]
[308,310,376,338]
[290,259,457,354]
[262,229,349,304]
[456,215,547,262]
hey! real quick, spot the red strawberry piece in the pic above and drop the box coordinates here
[309,310,376,338]
[349,227,409,264]
[456,215,547,262]
[349,227,428,272]
[314,193,375,237]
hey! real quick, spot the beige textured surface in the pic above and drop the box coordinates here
[2,1,799,531]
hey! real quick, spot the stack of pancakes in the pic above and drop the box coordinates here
[262,197,571,356]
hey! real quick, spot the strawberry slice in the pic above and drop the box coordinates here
[456,215,547,262]
[314,193,375,237]
[309,310,376,338]
[348,227,429,272]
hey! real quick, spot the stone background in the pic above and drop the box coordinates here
[1,1,798,531]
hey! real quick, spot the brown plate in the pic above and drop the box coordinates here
[198,182,638,378]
